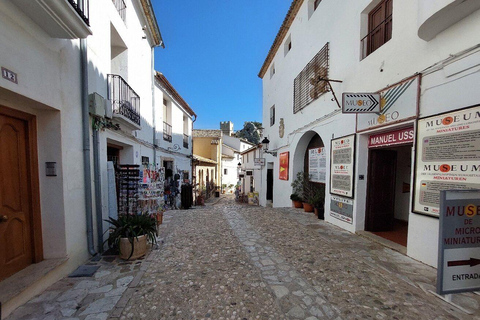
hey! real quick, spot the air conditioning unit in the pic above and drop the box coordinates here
[88,93,106,117]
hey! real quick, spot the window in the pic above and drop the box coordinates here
[224,169,228,175]
[270,105,275,126]
[293,42,329,113]
[314,0,322,10]
[163,98,172,142]
[270,63,275,78]
[361,0,392,59]
[142,156,149,166]
[284,35,292,56]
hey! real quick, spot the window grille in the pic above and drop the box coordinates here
[293,43,329,114]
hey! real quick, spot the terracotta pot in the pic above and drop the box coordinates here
[292,200,303,208]
[156,212,163,225]
[119,235,147,260]
[303,202,314,212]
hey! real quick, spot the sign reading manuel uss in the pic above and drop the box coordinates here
[437,189,480,295]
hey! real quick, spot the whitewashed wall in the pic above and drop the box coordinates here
[261,0,480,267]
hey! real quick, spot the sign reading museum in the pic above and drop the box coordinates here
[330,134,355,198]
[413,105,480,217]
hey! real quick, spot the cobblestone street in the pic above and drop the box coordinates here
[8,195,480,319]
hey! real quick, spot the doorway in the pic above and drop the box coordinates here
[365,145,412,246]
[0,107,42,281]
[266,164,273,202]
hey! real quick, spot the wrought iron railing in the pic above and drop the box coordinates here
[111,0,126,23]
[183,134,189,148]
[163,122,172,142]
[107,74,141,126]
[360,14,392,60]
[68,0,89,25]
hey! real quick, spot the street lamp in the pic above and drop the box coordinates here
[261,137,277,157]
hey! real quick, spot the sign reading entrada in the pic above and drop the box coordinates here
[437,190,480,295]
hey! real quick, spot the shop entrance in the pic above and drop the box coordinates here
[365,144,412,246]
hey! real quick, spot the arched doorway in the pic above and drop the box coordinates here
[293,131,326,219]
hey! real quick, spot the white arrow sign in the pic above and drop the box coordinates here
[342,93,380,113]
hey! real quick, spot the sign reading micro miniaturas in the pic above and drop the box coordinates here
[437,189,480,295]
[342,93,380,113]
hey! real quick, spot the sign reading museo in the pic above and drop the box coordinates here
[413,105,480,217]
[437,190,480,295]
[330,134,355,198]
[342,93,380,113]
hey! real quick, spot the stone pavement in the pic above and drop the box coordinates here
[7,195,480,319]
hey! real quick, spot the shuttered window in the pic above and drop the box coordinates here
[293,43,329,114]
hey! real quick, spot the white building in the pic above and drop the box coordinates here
[259,0,480,267]
[0,0,181,317]
[221,121,255,191]
[154,72,196,184]
[239,145,263,201]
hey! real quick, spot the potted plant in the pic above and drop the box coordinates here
[309,185,325,219]
[290,193,303,208]
[291,171,306,204]
[105,213,157,260]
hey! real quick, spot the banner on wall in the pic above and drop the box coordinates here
[309,147,327,183]
[279,152,289,180]
[357,76,419,132]
[330,134,355,198]
[413,105,480,217]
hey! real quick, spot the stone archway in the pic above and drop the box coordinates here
[292,131,326,218]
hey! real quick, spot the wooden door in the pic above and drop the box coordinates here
[0,113,34,281]
[366,149,397,232]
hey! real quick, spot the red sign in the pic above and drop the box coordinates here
[279,152,289,180]
[368,127,414,148]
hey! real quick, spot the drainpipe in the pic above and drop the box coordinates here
[93,129,103,253]
[152,48,157,169]
[80,38,96,256]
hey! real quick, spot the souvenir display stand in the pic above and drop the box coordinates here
[138,167,165,225]
[117,165,140,215]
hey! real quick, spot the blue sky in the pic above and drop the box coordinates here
[152,1,292,130]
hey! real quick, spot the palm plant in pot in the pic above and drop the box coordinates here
[105,213,157,260]
[309,184,326,219]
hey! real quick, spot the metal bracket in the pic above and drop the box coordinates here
[318,78,343,109]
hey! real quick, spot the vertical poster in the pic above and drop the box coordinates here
[413,105,480,216]
[330,134,355,198]
[279,151,289,180]
[309,147,327,183]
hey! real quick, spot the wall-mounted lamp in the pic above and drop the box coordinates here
[261,137,277,157]
[237,162,242,167]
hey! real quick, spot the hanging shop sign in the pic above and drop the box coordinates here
[330,134,355,198]
[368,127,414,148]
[279,151,289,180]
[309,147,327,183]
[413,105,480,217]
[254,158,265,166]
[342,93,380,113]
[357,76,419,132]
[330,195,354,224]
[437,189,480,295]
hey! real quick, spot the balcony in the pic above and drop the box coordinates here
[417,0,480,41]
[108,74,141,130]
[112,0,127,23]
[183,134,189,149]
[163,122,172,142]
[11,0,91,39]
